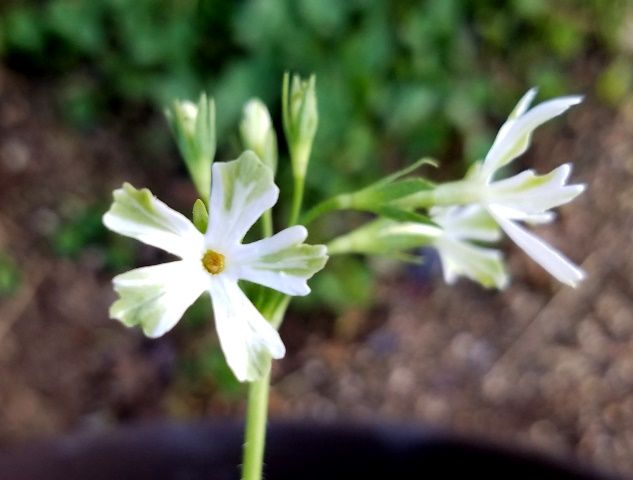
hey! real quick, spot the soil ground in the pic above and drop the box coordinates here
[2,67,633,477]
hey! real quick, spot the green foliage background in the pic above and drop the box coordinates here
[1,0,628,170]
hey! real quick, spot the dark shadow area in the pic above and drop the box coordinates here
[0,421,626,480]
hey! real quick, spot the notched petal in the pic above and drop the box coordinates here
[103,183,203,258]
[432,205,502,243]
[110,261,207,338]
[482,93,582,178]
[209,277,285,382]
[488,164,585,214]
[235,226,328,296]
[435,237,509,289]
[206,151,279,248]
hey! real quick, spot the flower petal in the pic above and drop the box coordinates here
[435,237,509,289]
[103,183,204,259]
[486,204,551,223]
[509,88,538,120]
[489,206,585,287]
[492,88,538,146]
[206,151,279,249]
[488,164,585,214]
[233,225,328,296]
[482,94,582,179]
[432,205,502,242]
[110,261,207,338]
[208,276,285,382]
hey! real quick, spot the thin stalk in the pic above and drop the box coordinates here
[241,366,271,480]
[260,210,273,238]
[241,296,290,480]
[288,174,305,226]
[299,194,352,226]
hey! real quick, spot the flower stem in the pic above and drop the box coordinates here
[241,296,290,480]
[241,364,271,480]
[261,210,273,238]
[288,174,305,226]
[299,193,352,226]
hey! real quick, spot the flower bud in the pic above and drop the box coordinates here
[165,93,216,201]
[240,98,278,174]
[282,73,318,179]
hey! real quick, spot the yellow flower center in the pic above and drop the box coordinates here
[202,249,225,275]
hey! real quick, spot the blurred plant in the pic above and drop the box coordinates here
[0,251,20,297]
[52,203,136,270]
[0,0,627,157]
[398,89,586,286]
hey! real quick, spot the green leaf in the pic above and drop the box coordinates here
[372,157,438,187]
[370,206,436,225]
[354,178,434,206]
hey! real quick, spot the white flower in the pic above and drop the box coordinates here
[431,205,508,289]
[467,88,586,286]
[103,151,328,382]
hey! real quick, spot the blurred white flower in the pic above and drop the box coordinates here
[327,205,507,289]
[468,89,586,286]
[431,205,508,289]
[103,151,327,381]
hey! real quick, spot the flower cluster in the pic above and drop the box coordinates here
[104,82,587,383]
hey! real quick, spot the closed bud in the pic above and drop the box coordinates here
[165,93,216,202]
[282,73,318,178]
[240,98,278,174]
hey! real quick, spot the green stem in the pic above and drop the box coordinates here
[288,174,305,226]
[300,193,352,226]
[241,296,290,480]
[261,210,273,238]
[242,366,271,480]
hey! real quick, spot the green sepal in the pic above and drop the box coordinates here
[327,218,439,256]
[192,198,209,233]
